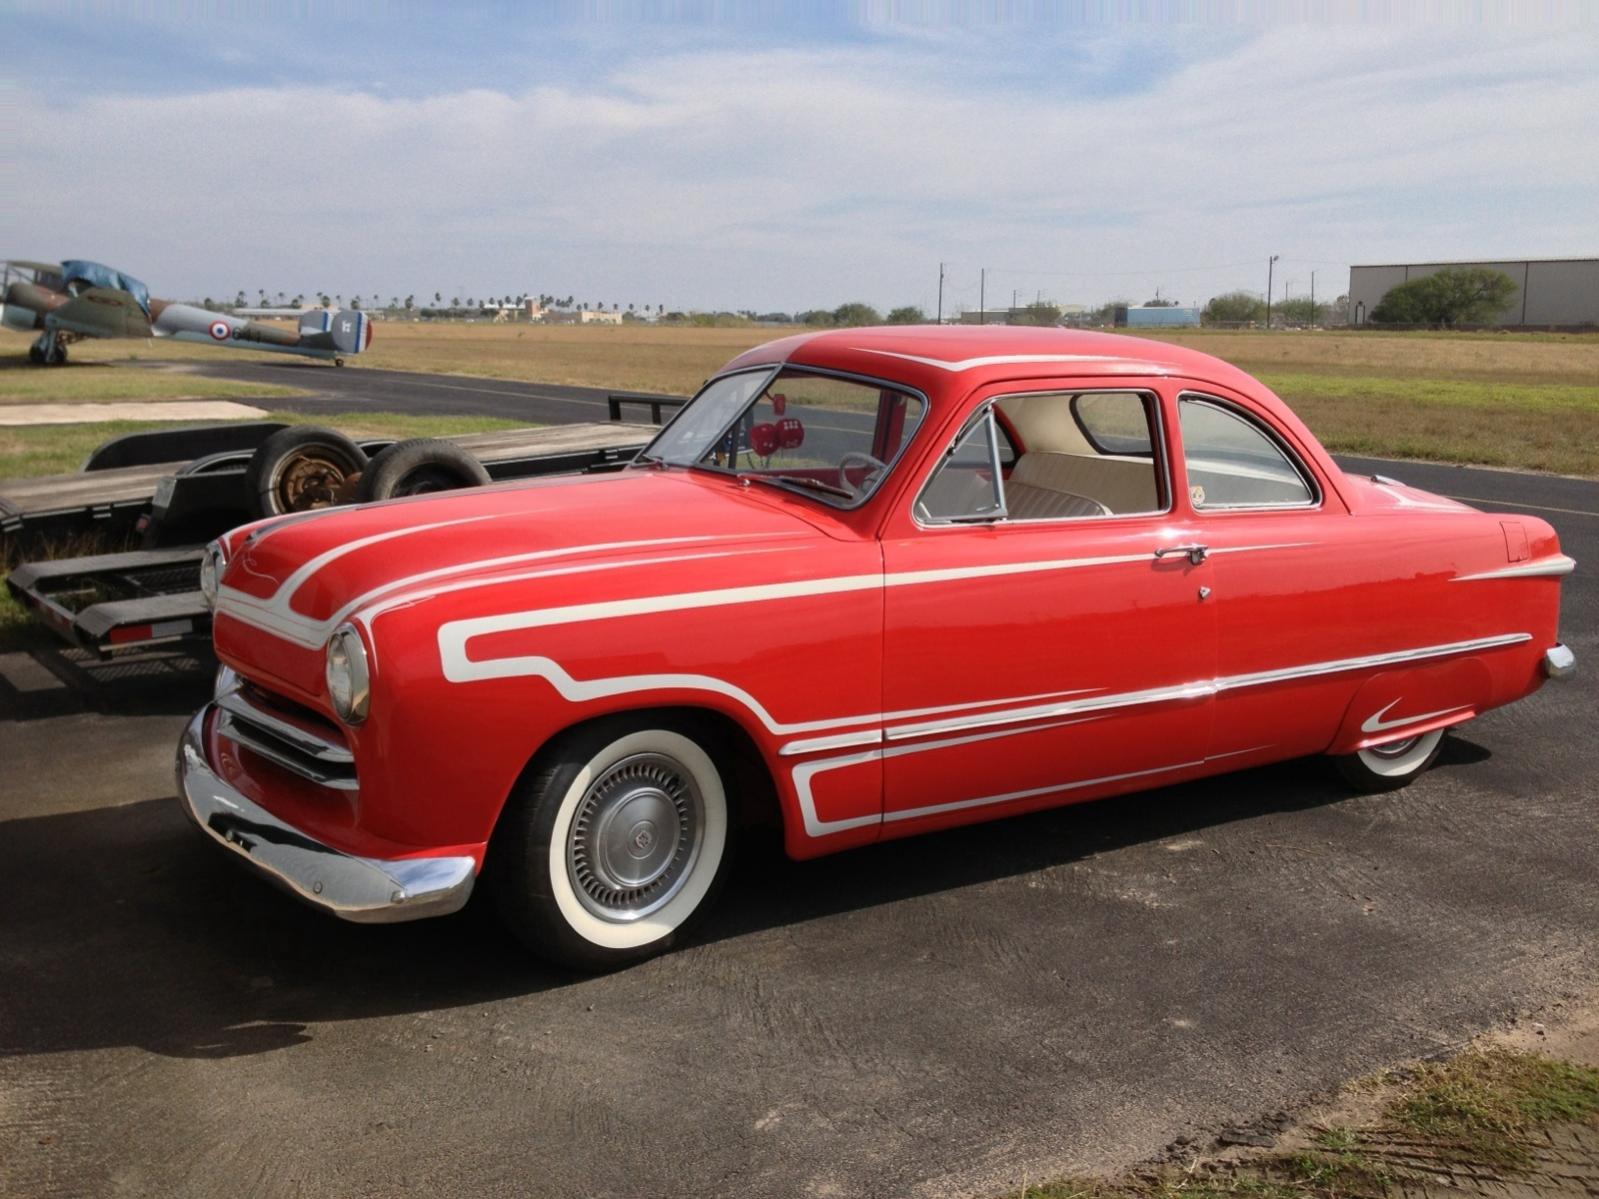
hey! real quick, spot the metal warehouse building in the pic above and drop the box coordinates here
[1348,258,1599,328]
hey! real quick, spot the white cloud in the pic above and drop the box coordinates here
[4,25,1595,311]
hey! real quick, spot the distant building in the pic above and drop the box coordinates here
[1348,258,1599,327]
[1116,305,1200,328]
[578,310,623,325]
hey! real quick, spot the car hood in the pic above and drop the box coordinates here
[214,469,825,650]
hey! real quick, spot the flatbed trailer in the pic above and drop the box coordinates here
[4,419,655,657]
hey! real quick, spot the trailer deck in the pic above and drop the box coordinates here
[4,420,654,657]
[0,421,651,542]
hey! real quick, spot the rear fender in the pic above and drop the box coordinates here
[1329,656,1493,755]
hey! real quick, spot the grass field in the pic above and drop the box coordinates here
[4,322,1597,474]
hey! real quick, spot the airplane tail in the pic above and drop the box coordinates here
[301,309,373,356]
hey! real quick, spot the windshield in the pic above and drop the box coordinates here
[640,367,927,507]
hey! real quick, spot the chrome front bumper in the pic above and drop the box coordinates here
[1543,644,1576,681]
[176,708,475,923]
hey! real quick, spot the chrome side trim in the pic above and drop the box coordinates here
[779,729,884,757]
[1213,632,1531,693]
[177,710,474,923]
[215,710,359,792]
[880,633,1533,743]
[1452,555,1576,582]
[1543,644,1576,681]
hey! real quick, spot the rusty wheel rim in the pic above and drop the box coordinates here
[273,448,357,511]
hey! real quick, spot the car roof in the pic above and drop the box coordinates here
[719,324,1266,399]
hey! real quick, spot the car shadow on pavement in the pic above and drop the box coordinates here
[0,743,1493,1062]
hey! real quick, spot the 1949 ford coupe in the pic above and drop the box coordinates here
[178,326,1575,969]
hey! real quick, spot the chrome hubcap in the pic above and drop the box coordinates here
[1366,734,1420,760]
[568,753,703,922]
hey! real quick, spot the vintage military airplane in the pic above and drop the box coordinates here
[1,259,372,365]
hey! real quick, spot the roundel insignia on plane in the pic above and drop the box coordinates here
[209,320,231,341]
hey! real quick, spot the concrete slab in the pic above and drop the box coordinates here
[0,401,269,426]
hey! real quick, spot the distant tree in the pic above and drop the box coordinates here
[404,295,414,310]
[234,290,246,307]
[1010,301,1062,327]
[831,302,881,326]
[1331,294,1350,325]
[656,304,663,315]
[335,294,343,306]
[202,297,214,310]
[1275,296,1328,325]
[351,295,362,309]
[1143,295,1178,307]
[319,294,331,307]
[451,296,459,307]
[885,305,926,324]
[797,309,835,326]
[434,292,442,305]
[1202,291,1266,325]
[291,295,304,308]
[1370,267,1517,327]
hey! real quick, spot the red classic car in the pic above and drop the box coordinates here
[178,326,1576,969]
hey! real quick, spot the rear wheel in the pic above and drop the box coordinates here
[490,715,731,971]
[1332,728,1446,792]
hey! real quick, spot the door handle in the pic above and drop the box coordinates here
[1155,543,1209,565]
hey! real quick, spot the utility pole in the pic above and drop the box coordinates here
[936,262,945,325]
[1310,270,1316,328]
[979,268,986,325]
[1012,288,1019,315]
[1266,255,1279,329]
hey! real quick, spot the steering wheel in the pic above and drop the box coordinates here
[838,451,889,498]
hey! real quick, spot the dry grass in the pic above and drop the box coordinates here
[5,322,1597,474]
[1002,1047,1599,1199]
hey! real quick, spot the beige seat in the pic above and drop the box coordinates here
[1008,451,1158,517]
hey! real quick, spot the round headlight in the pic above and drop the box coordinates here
[325,624,371,724]
[199,541,226,610]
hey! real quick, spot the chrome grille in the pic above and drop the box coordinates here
[216,680,357,792]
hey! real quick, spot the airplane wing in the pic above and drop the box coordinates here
[47,287,154,339]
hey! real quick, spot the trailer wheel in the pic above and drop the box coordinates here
[246,426,369,517]
[355,438,491,502]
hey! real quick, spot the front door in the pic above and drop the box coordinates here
[877,381,1217,837]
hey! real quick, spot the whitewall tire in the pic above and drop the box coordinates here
[491,715,731,970]
[1332,728,1446,792]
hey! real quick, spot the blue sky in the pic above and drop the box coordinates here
[3,3,1595,314]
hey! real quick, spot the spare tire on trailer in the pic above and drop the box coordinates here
[355,438,492,502]
[245,425,369,518]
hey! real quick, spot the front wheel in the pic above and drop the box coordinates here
[1331,728,1446,793]
[490,716,731,971]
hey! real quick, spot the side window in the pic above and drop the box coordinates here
[1179,397,1315,509]
[987,390,1166,519]
[1072,393,1154,456]
[917,410,1005,523]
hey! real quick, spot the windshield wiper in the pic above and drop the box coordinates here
[742,473,855,500]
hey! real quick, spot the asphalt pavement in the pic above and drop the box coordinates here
[1,366,1595,1198]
